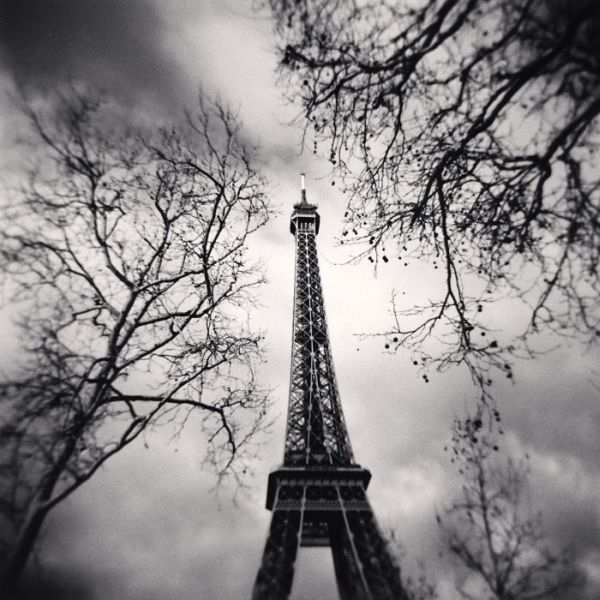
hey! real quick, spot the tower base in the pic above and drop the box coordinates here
[251,466,409,600]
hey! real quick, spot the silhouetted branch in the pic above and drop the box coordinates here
[266,0,600,404]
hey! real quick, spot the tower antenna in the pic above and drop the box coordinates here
[300,172,307,204]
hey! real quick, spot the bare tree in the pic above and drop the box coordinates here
[0,89,272,591]
[265,0,600,400]
[438,416,581,599]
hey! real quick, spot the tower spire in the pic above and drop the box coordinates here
[300,173,307,204]
[251,181,409,600]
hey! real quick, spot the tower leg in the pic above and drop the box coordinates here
[251,510,301,600]
[330,506,409,600]
[329,513,371,600]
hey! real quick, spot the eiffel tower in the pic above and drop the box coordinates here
[251,176,409,600]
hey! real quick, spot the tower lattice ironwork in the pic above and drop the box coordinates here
[251,177,409,600]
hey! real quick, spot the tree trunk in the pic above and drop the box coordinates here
[0,501,51,594]
[1,435,78,594]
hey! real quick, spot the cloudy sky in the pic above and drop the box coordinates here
[0,1,599,599]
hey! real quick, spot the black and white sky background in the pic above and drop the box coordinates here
[0,1,599,599]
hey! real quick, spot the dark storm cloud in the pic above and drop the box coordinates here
[0,0,184,108]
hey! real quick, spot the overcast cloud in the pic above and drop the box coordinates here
[0,1,599,599]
